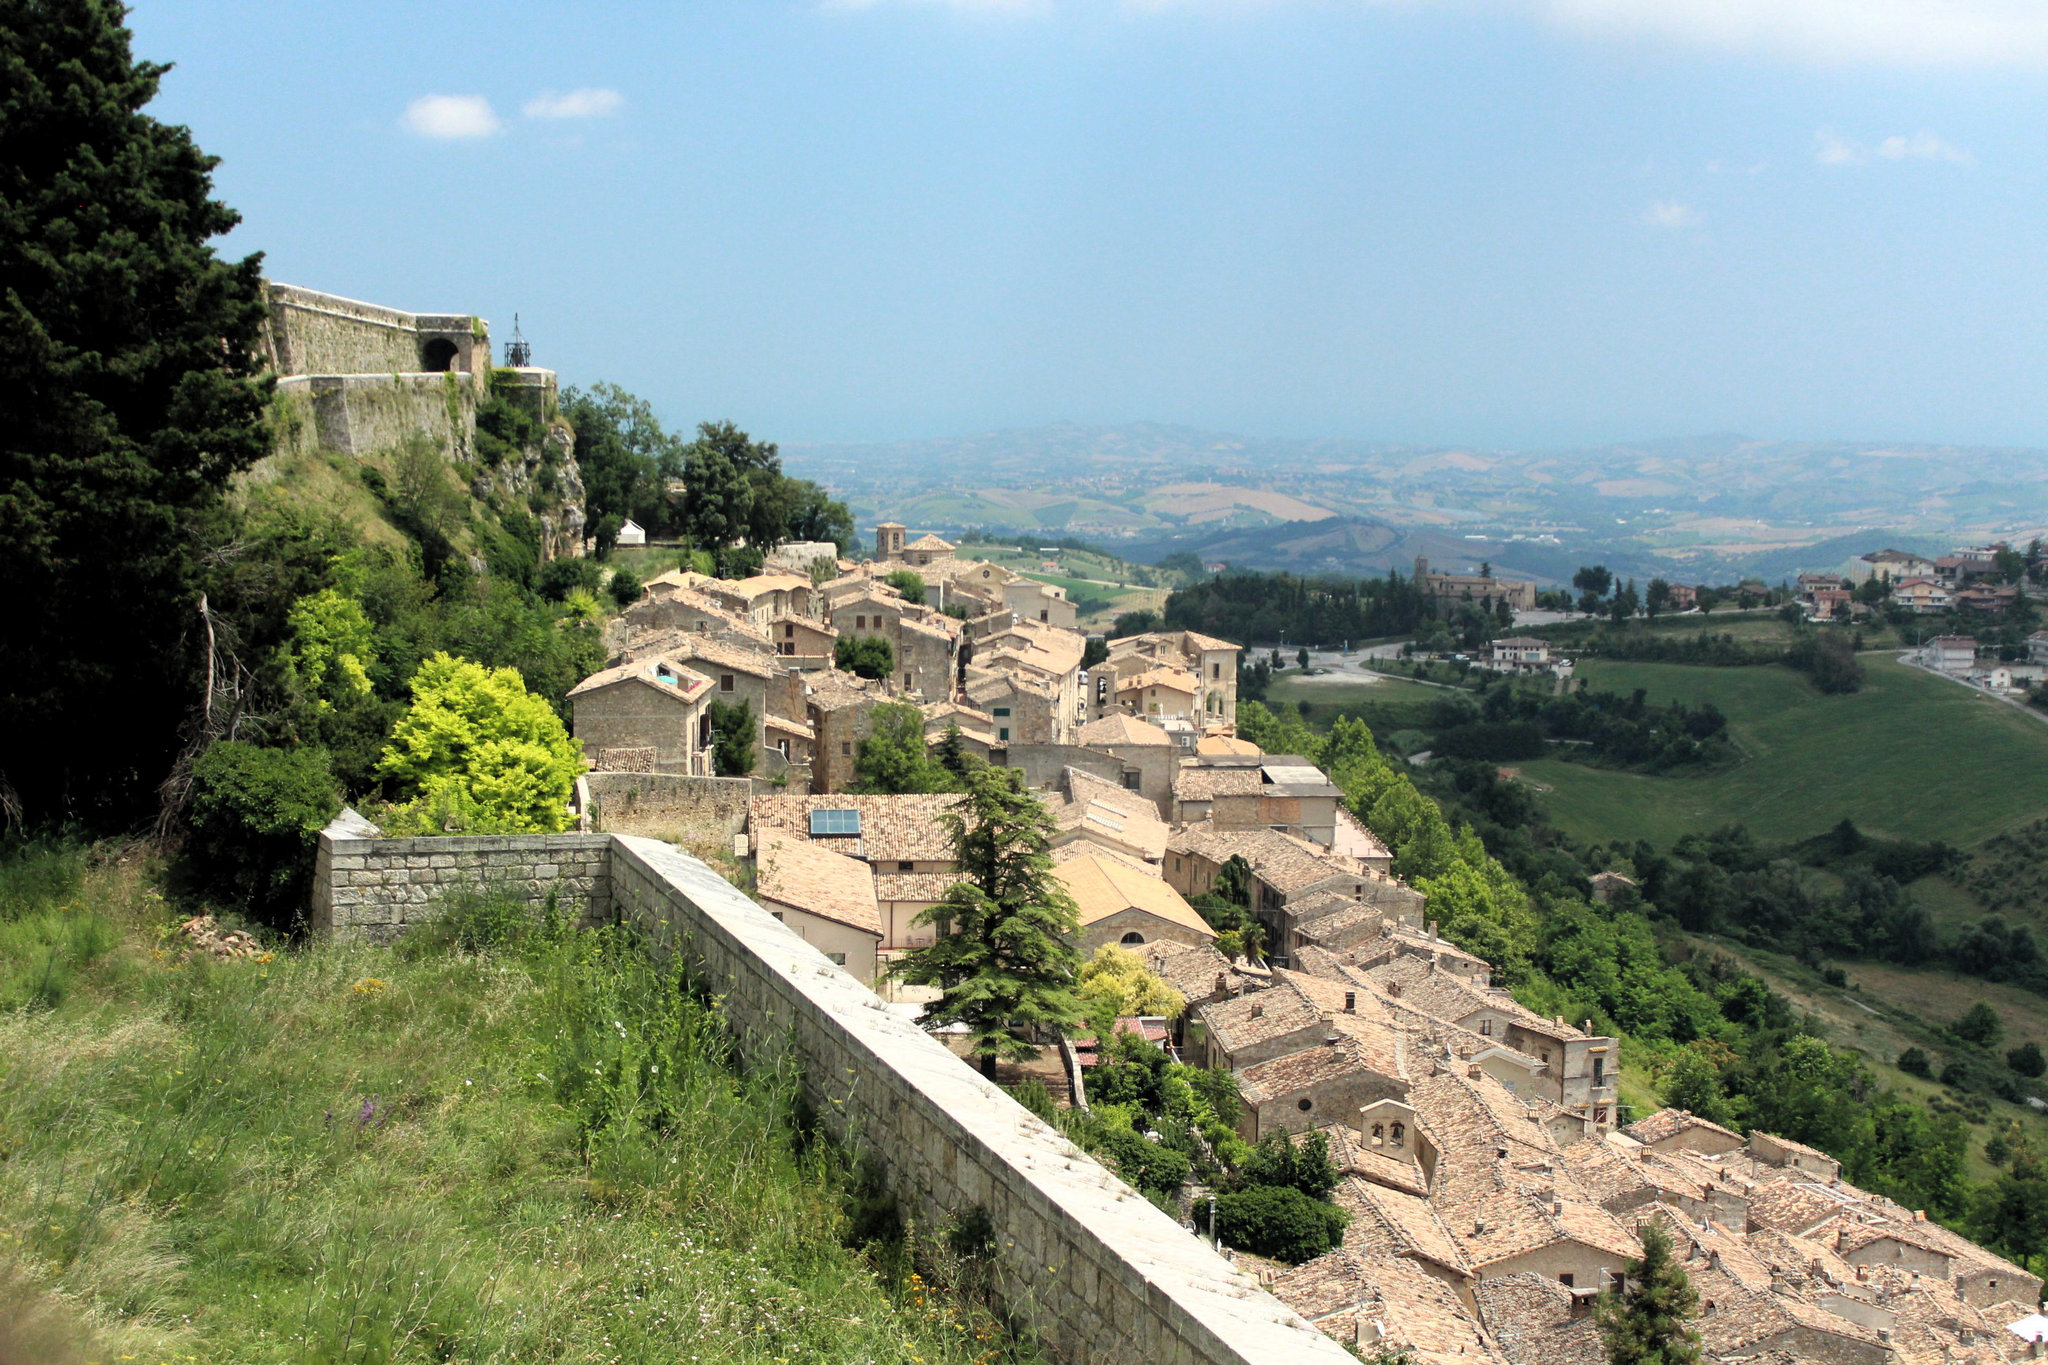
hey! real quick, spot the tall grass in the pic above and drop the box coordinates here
[0,845,1034,1364]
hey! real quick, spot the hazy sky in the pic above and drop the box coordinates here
[133,1,2047,450]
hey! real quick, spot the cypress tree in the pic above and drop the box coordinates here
[0,0,272,827]
[1595,1220,1703,1365]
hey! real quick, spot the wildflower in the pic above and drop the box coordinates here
[351,977,386,998]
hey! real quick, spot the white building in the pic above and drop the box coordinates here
[615,518,647,548]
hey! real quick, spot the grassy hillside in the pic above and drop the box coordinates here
[1519,655,2048,847]
[0,846,1030,1365]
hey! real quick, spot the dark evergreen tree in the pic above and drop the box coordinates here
[1595,1220,1702,1365]
[1,0,273,827]
[891,766,1082,1078]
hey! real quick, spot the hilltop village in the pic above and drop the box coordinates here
[565,523,2047,1365]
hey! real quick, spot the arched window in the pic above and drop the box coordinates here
[1120,931,1145,945]
[1390,1122,1406,1146]
[1371,1123,1384,1141]
[421,337,459,372]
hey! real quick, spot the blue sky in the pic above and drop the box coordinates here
[133,1,2047,450]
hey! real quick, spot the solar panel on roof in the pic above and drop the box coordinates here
[809,809,861,836]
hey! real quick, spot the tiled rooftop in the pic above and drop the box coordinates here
[752,828,882,936]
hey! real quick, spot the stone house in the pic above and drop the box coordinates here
[702,572,815,628]
[752,828,884,983]
[622,635,793,777]
[827,585,958,699]
[1621,1107,1743,1158]
[1054,852,1217,955]
[614,586,772,651]
[1005,577,1077,629]
[1046,767,1171,867]
[803,671,881,794]
[768,613,837,665]
[1365,955,1619,1129]
[1412,557,1539,614]
[977,617,1087,736]
[568,656,715,774]
[1166,826,1389,960]
[1173,756,1352,851]
[920,701,1000,762]
[965,669,1061,746]
[749,792,967,950]
[1117,666,1200,723]
[1104,630,1240,731]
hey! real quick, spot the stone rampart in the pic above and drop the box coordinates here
[275,373,473,461]
[263,281,489,385]
[305,819,1358,1364]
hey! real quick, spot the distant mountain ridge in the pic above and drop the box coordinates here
[784,424,2048,582]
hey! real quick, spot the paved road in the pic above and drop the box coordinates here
[1897,649,2048,728]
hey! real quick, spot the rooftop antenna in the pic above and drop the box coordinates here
[505,313,532,368]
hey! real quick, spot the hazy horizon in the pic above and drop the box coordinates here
[133,0,2048,451]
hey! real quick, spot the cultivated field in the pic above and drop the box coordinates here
[1519,655,2048,848]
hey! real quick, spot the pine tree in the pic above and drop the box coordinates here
[891,766,1083,1079]
[1595,1220,1702,1365]
[0,0,273,827]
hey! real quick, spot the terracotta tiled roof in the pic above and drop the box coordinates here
[626,632,783,679]
[568,657,713,701]
[1336,1178,1473,1276]
[1135,939,1259,1002]
[1624,1107,1742,1147]
[1198,735,1262,757]
[1331,808,1392,862]
[804,669,878,712]
[752,828,882,936]
[1169,826,1362,896]
[1047,794,1170,862]
[1174,766,1266,800]
[1118,666,1200,695]
[905,533,955,551]
[1267,1250,1508,1365]
[872,871,960,903]
[1745,1178,1848,1236]
[1075,713,1173,747]
[750,793,965,864]
[1473,1274,1602,1365]
[1053,853,1213,939]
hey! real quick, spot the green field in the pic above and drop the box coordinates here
[1518,656,2048,848]
[1264,671,1446,734]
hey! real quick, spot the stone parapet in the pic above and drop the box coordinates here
[305,816,1356,1363]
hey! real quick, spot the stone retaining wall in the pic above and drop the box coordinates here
[306,817,1357,1364]
[309,813,609,942]
[582,772,755,845]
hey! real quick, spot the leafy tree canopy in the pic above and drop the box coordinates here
[376,653,581,832]
[850,702,957,794]
[1078,945,1187,1022]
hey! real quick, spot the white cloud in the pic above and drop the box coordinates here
[1640,200,1699,228]
[522,88,626,120]
[1538,0,2048,70]
[1878,131,1973,164]
[402,94,501,140]
[1815,128,1973,167]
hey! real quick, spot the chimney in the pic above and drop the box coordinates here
[1388,981,1402,998]
[1215,973,1227,996]
[1250,1002,1263,1020]
[1473,1219,1487,1235]
[1345,991,1356,1013]
[1708,1251,1721,1270]
[1567,1290,1594,1321]
[1468,1064,1482,1078]
[1914,1209,1926,1222]
[1552,1200,1563,1216]
[1428,956,1439,974]
[1878,1328,1892,1344]
[1428,919,1439,940]
[1583,1020,1594,1035]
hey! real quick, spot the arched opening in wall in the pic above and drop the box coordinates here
[422,338,459,372]
[1120,931,1145,945]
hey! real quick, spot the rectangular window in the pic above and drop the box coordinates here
[1480,1019,1492,1036]
[720,674,735,692]
[1593,1057,1606,1086]
[998,727,1010,741]
[898,860,914,871]
[856,615,866,629]
[1039,610,1048,622]
[827,952,847,966]
[992,706,1011,717]
[904,673,912,688]
[840,742,851,755]
[785,624,795,638]
[1212,664,1220,678]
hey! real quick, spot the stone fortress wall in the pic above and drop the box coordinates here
[309,814,1359,1365]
